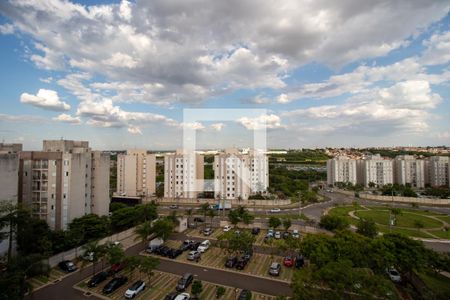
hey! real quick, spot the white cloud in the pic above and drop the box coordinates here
[237,114,283,130]
[53,113,81,124]
[179,122,205,130]
[210,123,225,131]
[20,89,70,111]
[30,43,65,70]
[0,23,14,34]
[436,131,450,140]
[127,125,142,135]
[420,30,450,66]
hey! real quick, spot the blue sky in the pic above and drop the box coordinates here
[0,0,450,150]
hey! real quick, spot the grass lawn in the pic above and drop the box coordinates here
[435,215,450,224]
[355,210,443,229]
[328,206,361,225]
[377,225,436,239]
[418,271,450,299]
[427,228,450,239]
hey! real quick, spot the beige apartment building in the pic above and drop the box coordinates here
[116,149,156,198]
[164,150,204,199]
[357,154,393,187]
[214,148,268,200]
[18,140,110,230]
[425,156,450,187]
[394,155,425,188]
[0,143,21,255]
[326,156,358,186]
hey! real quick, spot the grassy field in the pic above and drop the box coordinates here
[377,225,436,239]
[77,269,278,300]
[428,228,450,239]
[417,271,450,299]
[355,210,443,229]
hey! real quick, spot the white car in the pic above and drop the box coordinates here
[292,230,300,239]
[274,231,281,239]
[175,293,190,300]
[197,240,210,253]
[124,280,145,299]
[386,267,401,283]
[269,208,281,213]
[223,225,232,232]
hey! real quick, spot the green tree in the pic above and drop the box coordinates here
[139,256,159,286]
[414,220,424,231]
[109,202,128,212]
[125,256,142,280]
[228,210,240,227]
[150,218,174,241]
[282,218,292,231]
[134,221,153,243]
[81,240,107,276]
[218,231,255,254]
[268,217,281,229]
[368,181,376,188]
[356,218,378,238]
[191,280,203,297]
[216,286,226,299]
[0,202,21,263]
[68,214,110,244]
[105,244,125,270]
[319,215,349,231]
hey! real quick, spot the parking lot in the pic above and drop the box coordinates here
[144,240,295,282]
[76,269,278,299]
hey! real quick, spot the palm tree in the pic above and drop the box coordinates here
[125,256,142,280]
[134,221,153,243]
[81,240,105,276]
[139,256,159,287]
[0,201,19,264]
[207,209,216,227]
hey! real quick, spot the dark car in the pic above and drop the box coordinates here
[158,246,172,257]
[225,256,238,268]
[58,260,77,272]
[176,273,194,292]
[295,255,304,269]
[87,271,108,287]
[238,289,252,300]
[168,248,183,259]
[251,227,260,235]
[282,231,290,239]
[243,249,253,260]
[102,276,128,294]
[179,240,194,251]
[189,241,201,251]
[164,292,179,300]
[109,261,126,274]
[193,217,204,223]
[236,257,248,270]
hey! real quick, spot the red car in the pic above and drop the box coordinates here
[283,256,294,267]
[110,261,126,273]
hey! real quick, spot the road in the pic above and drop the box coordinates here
[26,241,292,300]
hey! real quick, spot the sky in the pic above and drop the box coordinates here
[0,0,450,150]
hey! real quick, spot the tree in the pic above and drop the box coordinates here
[109,202,128,212]
[68,214,110,244]
[0,202,20,263]
[135,221,153,243]
[218,231,255,254]
[368,182,376,188]
[268,217,281,229]
[105,244,125,271]
[207,209,217,227]
[228,210,240,227]
[216,286,226,299]
[319,215,349,231]
[150,218,174,241]
[191,280,203,298]
[414,220,424,232]
[139,256,159,286]
[282,218,292,231]
[137,203,158,222]
[356,218,378,238]
[125,256,142,280]
[81,240,107,276]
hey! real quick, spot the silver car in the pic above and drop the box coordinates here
[187,250,201,262]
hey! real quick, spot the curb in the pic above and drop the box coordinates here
[73,284,111,300]
[140,251,292,284]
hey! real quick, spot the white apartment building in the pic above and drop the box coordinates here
[214,148,269,200]
[116,150,156,198]
[164,150,204,199]
[425,156,449,187]
[394,155,425,188]
[0,143,21,256]
[359,154,393,187]
[19,140,110,230]
[326,156,357,186]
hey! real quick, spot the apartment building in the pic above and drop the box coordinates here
[214,148,268,200]
[18,140,110,230]
[326,156,357,186]
[394,155,425,188]
[164,150,204,199]
[425,156,449,187]
[116,150,156,198]
[359,154,393,187]
[0,143,21,255]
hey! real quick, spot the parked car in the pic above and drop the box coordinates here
[274,231,281,239]
[168,248,183,259]
[223,225,232,232]
[267,229,274,237]
[197,240,210,253]
[243,249,253,261]
[176,273,194,292]
[187,250,201,262]
[234,230,241,236]
[292,230,300,239]
[269,262,281,276]
[87,271,108,288]
[180,240,195,251]
[282,231,290,239]
[165,292,179,300]
[147,238,164,253]
[175,293,191,300]
[238,289,252,300]
[103,276,128,294]
[236,257,249,270]
[170,204,178,209]
[189,241,201,251]
[124,280,146,299]
[225,256,238,268]
[58,260,77,273]
[295,255,304,269]
[283,256,294,267]
[263,236,271,243]
[159,246,172,257]
[269,208,281,213]
[386,267,401,283]
[193,217,204,223]
[251,227,260,235]
[109,261,126,274]
[203,227,213,236]
[82,251,94,262]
